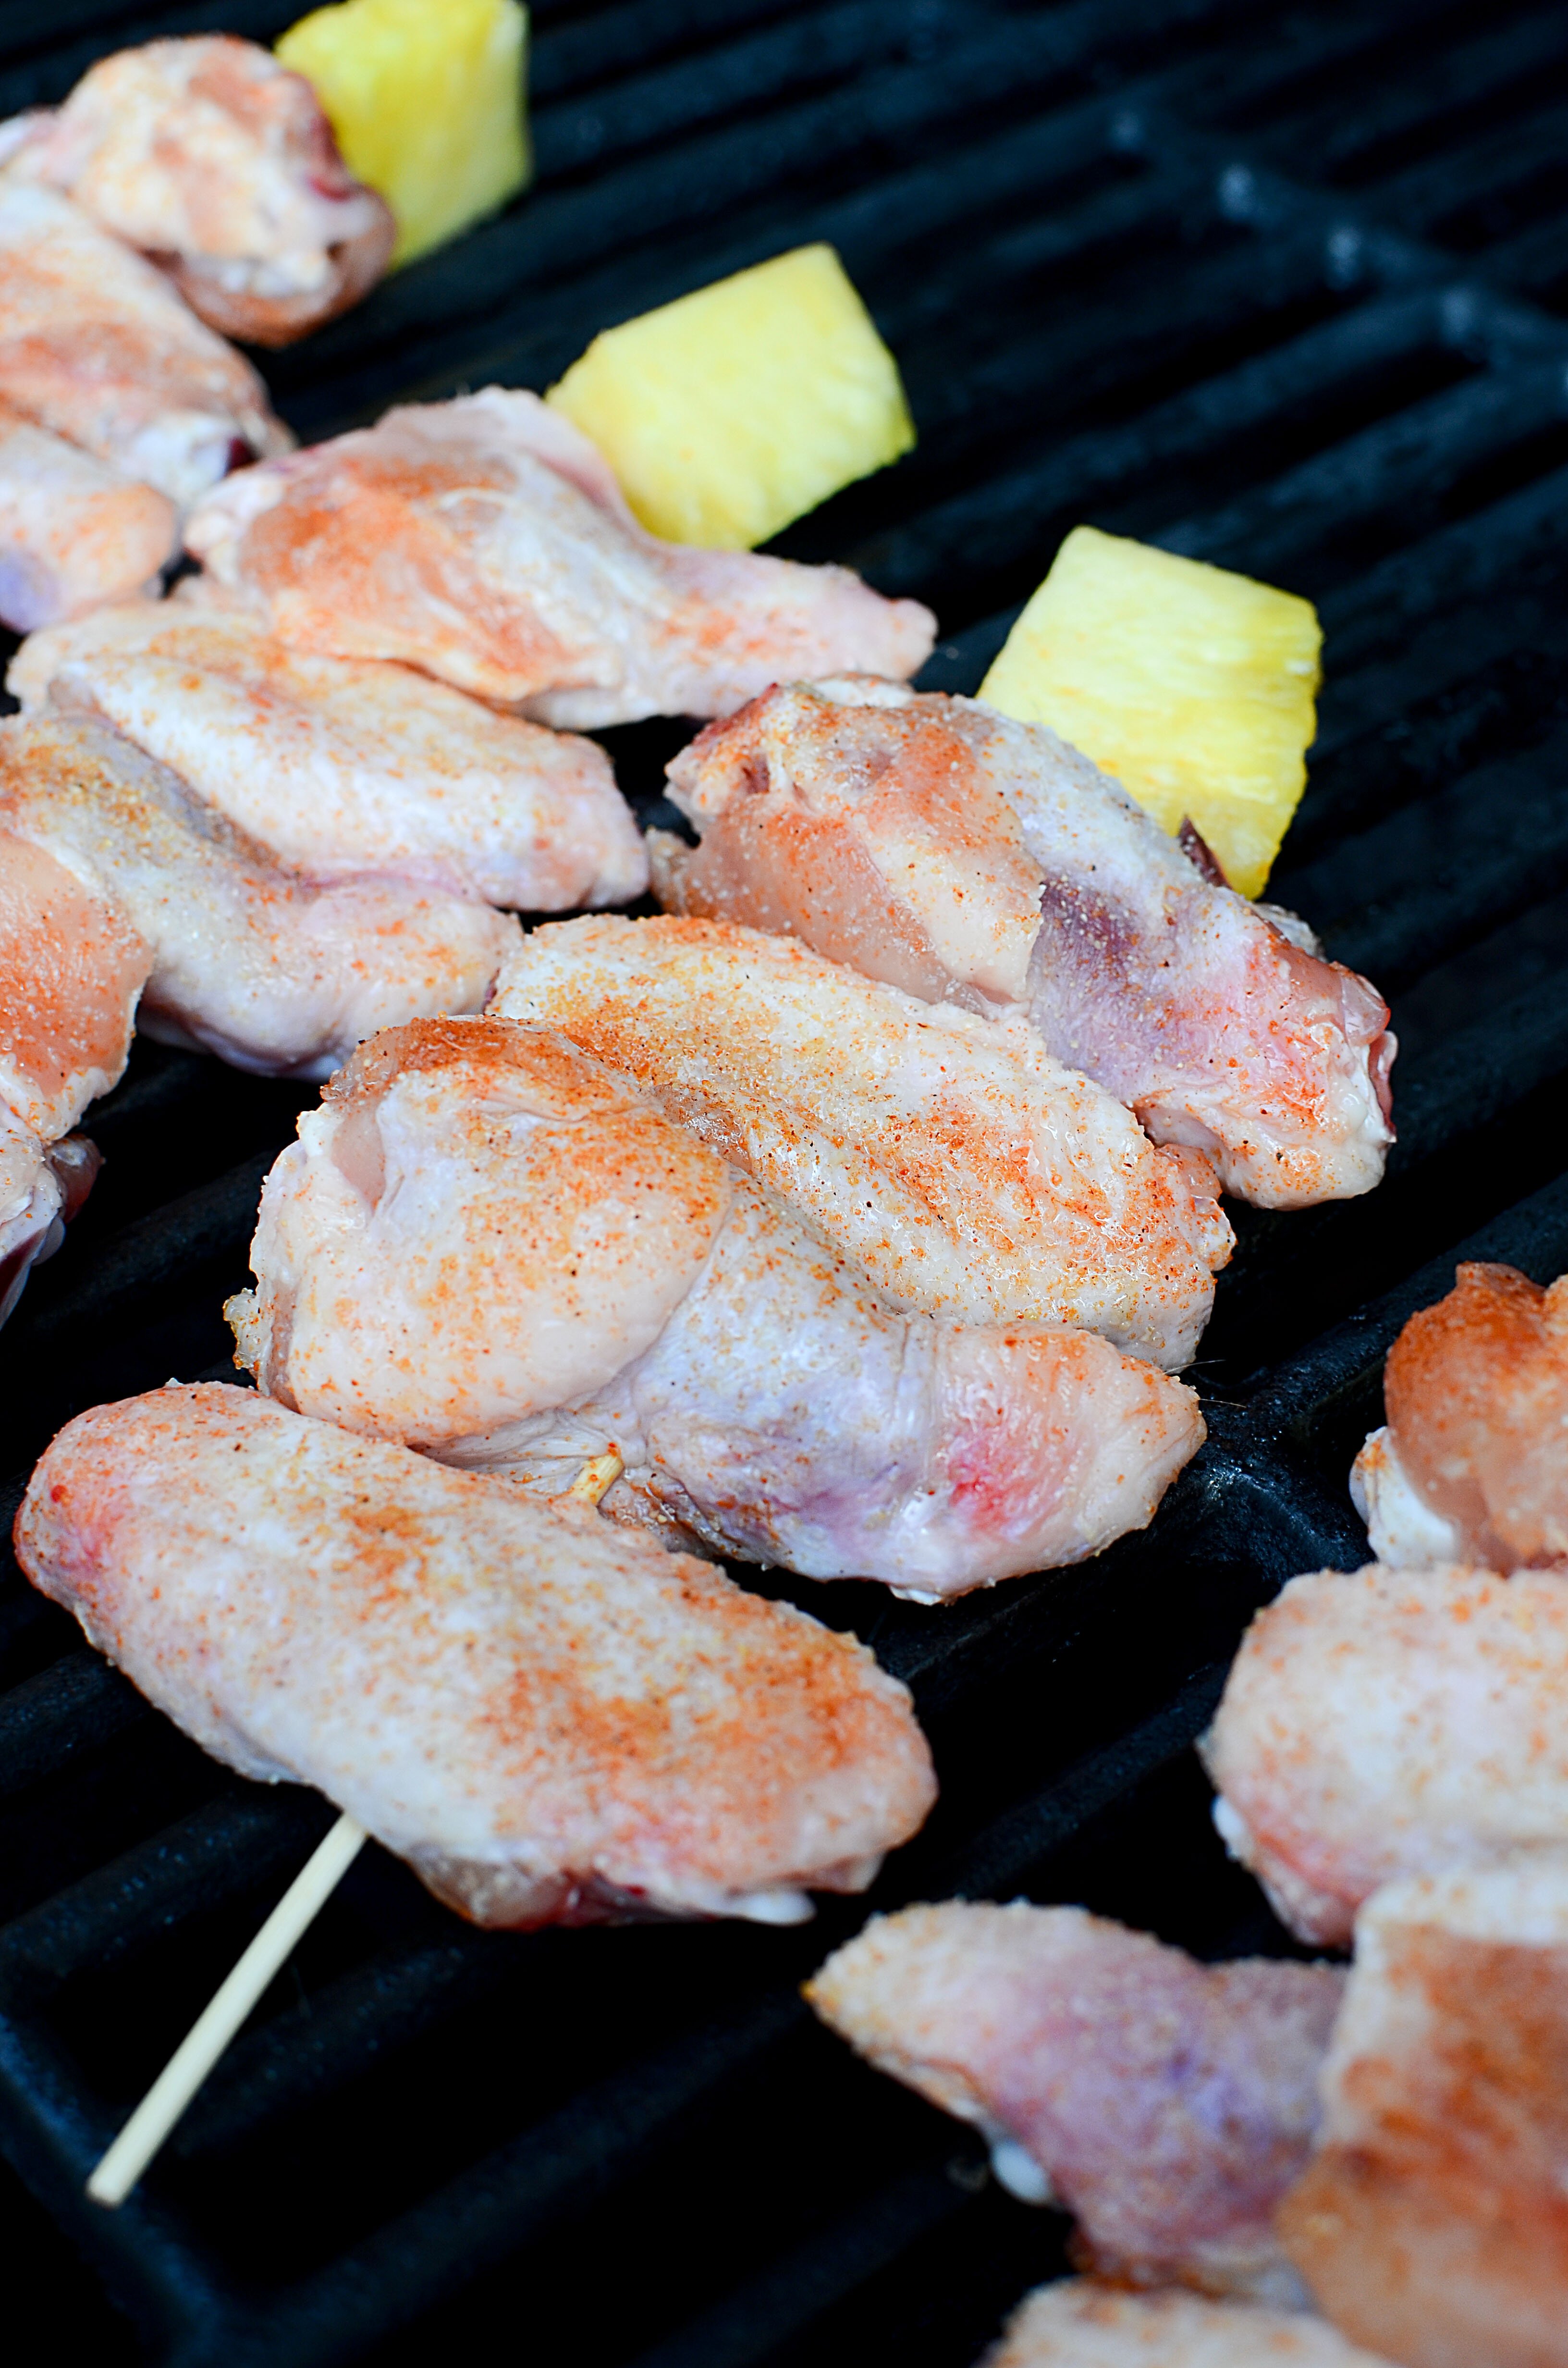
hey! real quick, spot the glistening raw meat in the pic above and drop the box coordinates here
[0,711,518,1084]
[0,36,393,345]
[1201,1563,1568,1946]
[494,913,1233,1371]
[981,2283,1395,2367]
[12,596,648,910]
[1278,1852,1568,2368]
[1352,1262,1568,1571]
[655,678,1395,1209]
[228,1017,1204,1600]
[807,1899,1343,2300]
[0,180,290,506]
[15,1383,936,1927]
[183,389,935,726]
[0,407,175,631]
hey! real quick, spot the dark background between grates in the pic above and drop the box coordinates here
[4,2,1568,2359]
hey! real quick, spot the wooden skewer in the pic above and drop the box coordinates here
[86,1449,626,2208]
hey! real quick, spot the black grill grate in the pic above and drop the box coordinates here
[6,4,1568,2360]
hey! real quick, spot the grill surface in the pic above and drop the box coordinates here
[4,3,1568,2360]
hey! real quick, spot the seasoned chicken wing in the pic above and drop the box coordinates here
[1201,1564,1568,1947]
[494,914,1233,1370]
[16,1383,936,1926]
[808,1900,1343,2300]
[0,408,175,631]
[183,389,936,726]
[0,181,290,507]
[12,598,647,910]
[982,2283,1395,2368]
[656,679,1395,1209]
[0,713,517,1082]
[1351,1262,1568,1572]
[0,37,393,346]
[228,1018,1204,1600]
[1278,1852,1568,2368]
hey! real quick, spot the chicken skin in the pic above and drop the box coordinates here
[16,1383,936,1927]
[12,598,648,910]
[0,713,517,1085]
[1201,1564,1568,1948]
[982,2283,1395,2368]
[182,389,936,726]
[655,678,1395,1210]
[1278,1852,1568,2368]
[1352,1263,1568,1572]
[0,408,175,632]
[228,1018,1204,1601]
[494,915,1233,1370]
[0,37,393,346]
[807,1900,1343,2299]
[0,181,290,508]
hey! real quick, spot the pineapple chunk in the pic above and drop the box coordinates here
[277,0,530,269]
[980,525,1321,898]
[545,244,915,549]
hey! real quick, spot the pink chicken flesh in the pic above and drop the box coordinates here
[1201,1563,1568,1948]
[12,596,648,911]
[0,180,290,507]
[15,1383,936,1927]
[0,36,393,346]
[655,678,1396,1210]
[1352,1263,1568,1572]
[228,1017,1204,1601]
[0,407,175,632]
[982,2283,1394,2368]
[0,711,518,1089]
[182,389,936,726]
[1278,1851,1568,2368]
[494,913,1233,1371]
[806,1899,1344,2299]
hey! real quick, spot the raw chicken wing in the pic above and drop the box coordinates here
[1278,1851,1568,2368]
[982,2282,1395,2368]
[228,1017,1204,1600]
[495,914,1233,1370]
[0,180,290,506]
[1201,1563,1568,1946]
[0,37,393,345]
[1352,1263,1568,1571]
[12,598,647,909]
[0,408,175,631]
[16,1383,936,1926]
[183,388,936,726]
[657,679,1395,1209]
[808,1901,1342,2298]
[0,713,518,1081]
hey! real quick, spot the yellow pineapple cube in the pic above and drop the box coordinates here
[544,244,916,549]
[980,525,1321,898]
[277,0,531,269]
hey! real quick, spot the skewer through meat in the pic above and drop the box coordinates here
[1351,1262,1568,1571]
[183,389,936,725]
[16,1384,937,1926]
[228,1016,1205,1600]
[807,1899,1343,2301]
[12,596,648,910]
[1200,1562,1568,1947]
[494,914,1233,1370]
[653,677,1395,1209]
[0,36,394,346]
